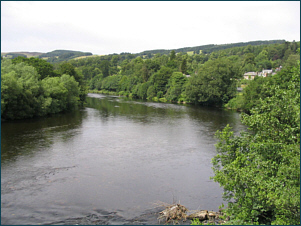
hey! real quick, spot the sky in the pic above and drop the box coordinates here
[1,1,300,55]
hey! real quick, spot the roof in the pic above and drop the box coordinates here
[244,72,257,76]
[262,69,273,74]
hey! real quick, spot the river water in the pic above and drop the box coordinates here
[1,93,245,225]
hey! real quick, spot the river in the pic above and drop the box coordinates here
[1,93,245,225]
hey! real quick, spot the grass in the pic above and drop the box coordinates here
[73,55,102,60]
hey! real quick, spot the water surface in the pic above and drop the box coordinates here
[1,94,244,225]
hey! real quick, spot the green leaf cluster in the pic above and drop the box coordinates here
[1,58,84,120]
[211,60,300,224]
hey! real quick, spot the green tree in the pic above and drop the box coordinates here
[185,57,240,105]
[100,60,111,77]
[1,59,82,120]
[136,82,151,100]
[255,49,272,70]
[151,66,173,94]
[170,50,176,61]
[41,74,80,114]
[59,62,86,105]
[1,60,43,120]
[165,72,187,102]
[180,57,187,74]
[211,61,300,225]
[12,56,58,79]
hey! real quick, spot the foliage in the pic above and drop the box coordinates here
[4,41,299,120]
[2,53,27,59]
[165,72,187,102]
[1,60,42,119]
[190,218,202,225]
[12,56,58,79]
[211,61,300,224]
[41,74,79,114]
[1,58,82,120]
[224,94,244,110]
[38,49,92,63]
[136,40,286,57]
[185,57,241,105]
[72,40,298,106]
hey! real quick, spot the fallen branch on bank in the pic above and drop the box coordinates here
[155,201,229,225]
[158,203,188,224]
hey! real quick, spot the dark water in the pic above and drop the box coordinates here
[1,94,245,225]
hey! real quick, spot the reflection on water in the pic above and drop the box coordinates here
[1,94,245,225]
[1,110,86,164]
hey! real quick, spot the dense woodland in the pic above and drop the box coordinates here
[1,40,300,224]
[67,40,299,106]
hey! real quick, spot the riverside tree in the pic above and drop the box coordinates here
[211,59,300,224]
[185,57,241,105]
[1,58,83,120]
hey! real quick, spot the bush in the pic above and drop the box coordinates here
[211,62,300,225]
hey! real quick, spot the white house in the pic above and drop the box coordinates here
[258,69,273,77]
[243,72,257,80]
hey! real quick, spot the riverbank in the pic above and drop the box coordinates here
[88,90,230,107]
[89,89,185,103]
[43,206,228,225]
[157,203,229,225]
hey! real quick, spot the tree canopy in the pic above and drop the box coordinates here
[211,59,300,225]
[69,40,299,105]
[1,58,85,120]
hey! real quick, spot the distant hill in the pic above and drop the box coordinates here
[2,50,93,63]
[37,50,93,63]
[1,39,287,63]
[1,51,43,59]
[136,39,286,56]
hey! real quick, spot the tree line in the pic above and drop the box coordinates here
[136,39,285,56]
[68,41,299,107]
[1,40,299,120]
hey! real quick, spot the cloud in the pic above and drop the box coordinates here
[1,1,300,55]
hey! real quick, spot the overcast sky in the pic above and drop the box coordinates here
[1,1,300,55]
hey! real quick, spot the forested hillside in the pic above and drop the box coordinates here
[1,50,93,63]
[68,40,299,107]
[38,50,93,63]
[2,40,299,120]
[136,39,286,56]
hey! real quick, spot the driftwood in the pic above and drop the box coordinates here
[155,201,228,225]
[158,203,188,224]
[187,210,208,220]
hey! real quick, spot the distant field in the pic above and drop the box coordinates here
[73,55,102,60]
[187,51,194,56]
[1,52,43,58]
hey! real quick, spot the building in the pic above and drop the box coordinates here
[243,72,257,80]
[258,69,273,77]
